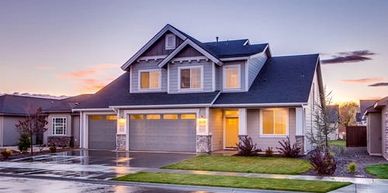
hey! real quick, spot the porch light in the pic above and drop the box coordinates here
[118,118,126,134]
[118,118,126,127]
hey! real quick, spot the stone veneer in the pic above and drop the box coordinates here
[295,135,304,154]
[116,134,126,151]
[196,135,211,153]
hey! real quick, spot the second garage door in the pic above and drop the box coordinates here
[129,113,196,152]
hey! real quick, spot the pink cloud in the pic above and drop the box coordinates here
[341,77,384,84]
[60,63,118,78]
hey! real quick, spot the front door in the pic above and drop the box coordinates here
[225,117,239,148]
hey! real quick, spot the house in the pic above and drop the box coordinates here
[357,100,376,126]
[67,24,324,153]
[327,105,340,139]
[364,97,388,159]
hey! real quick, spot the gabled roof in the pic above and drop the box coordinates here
[203,40,268,58]
[0,95,58,116]
[43,94,93,113]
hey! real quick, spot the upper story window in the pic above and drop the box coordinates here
[260,108,288,136]
[53,117,66,135]
[179,66,202,90]
[223,64,241,89]
[165,34,176,50]
[139,70,161,90]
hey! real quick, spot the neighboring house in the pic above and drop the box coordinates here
[357,100,376,125]
[0,95,56,146]
[364,97,388,160]
[71,24,324,154]
[327,105,340,140]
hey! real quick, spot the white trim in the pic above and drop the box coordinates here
[259,108,289,137]
[245,61,249,91]
[137,69,162,91]
[212,103,306,108]
[223,64,241,91]
[52,117,67,136]
[138,55,167,62]
[210,91,221,105]
[220,57,249,61]
[110,104,210,109]
[158,39,222,68]
[243,39,250,46]
[212,62,216,91]
[121,24,187,70]
[295,107,303,136]
[129,66,133,93]
[167,64,170,93]
[238,108,247,135]
[177,65,204,92]
[171,56,208,63]
[73,108,113,112]
[165,34,176,50]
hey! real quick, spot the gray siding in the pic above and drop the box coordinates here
[44,113,72,144]
[247,108,296,151]
[72,115,80,148]
[219,61,247,92]
[382,106,388,160]
[168,60,214,93]
[210,108,223,151]
[2,116,22,146]
[367,113,382,155]
[130,60,167,93]
[247,52,267,89]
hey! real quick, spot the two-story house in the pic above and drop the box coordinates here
[44,24,323,153]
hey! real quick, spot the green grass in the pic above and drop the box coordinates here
[365,164,388,179]
[162,155,311,175]
[115,172,350,193]
[329,140,346,148]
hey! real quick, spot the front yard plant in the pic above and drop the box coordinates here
[116,172,350,193]
[309,148,336,175]
[277,137,301,157]
[236,136,260,156]
[1,149,12,159]
[265,147,273,157]
[163,155,311,174]
[365,164,388,179]
[347,162,357,174]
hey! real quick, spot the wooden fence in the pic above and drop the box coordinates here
[346,126,367,147]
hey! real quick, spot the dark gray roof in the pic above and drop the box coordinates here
[43,94,93,113]
[327,105,340,123]
[0,95,57,116]
[74,73,219,109]
[75,54,319,109]
[203,40,268,58]
[359,100,376,116]
[214,54,319,105]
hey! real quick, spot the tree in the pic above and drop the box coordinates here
[15,107,48,155]
[339,102,358,127]
[306,91,337,149]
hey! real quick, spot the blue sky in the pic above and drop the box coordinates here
[0,0,387,103]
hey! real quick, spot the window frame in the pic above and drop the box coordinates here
[138,69,162,91]
[177,66,203,92]
[223,64,241,90]
[165,34,176,50]
[259,108,289,137]
[52,117,67,136]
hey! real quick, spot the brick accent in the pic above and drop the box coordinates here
[196,135,211,153]
[116,134,126,151]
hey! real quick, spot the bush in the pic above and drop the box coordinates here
[1,149,12,159]
[18,134,31,153]
[347,162,357,174]
[236,136,260,156]
[277,137,301,158]
[49,144,57,153]
[309,148,336,175]
[265,147,273,157]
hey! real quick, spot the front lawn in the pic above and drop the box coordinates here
[329,140,346,148]
[116,172,350,193]
[162,155,311,175]
[365,164,388,179]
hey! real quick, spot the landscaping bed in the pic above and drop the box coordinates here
[162,155,311,175]
[115,172,350,193]
[0,147,72,161]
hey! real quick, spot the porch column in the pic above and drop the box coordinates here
[238,108,248,142]
[196,108,211,153]
[295,107,305,153]
[116,109,127,151]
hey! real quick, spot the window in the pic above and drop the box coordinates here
[140,70,160,90]
[224,65,240,89]
[130,114,144,120]
[106,115,117,121]
[163,114,178,120]
[179,67,202,90]
[181,114,196,120]
[261,109,288,136]
[165,34,176,50]
[146,114,161,120]
[53,117,66,135]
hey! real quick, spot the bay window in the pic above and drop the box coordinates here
[261,108,288,136]
[140,70,160,90]
[179,66,202,90]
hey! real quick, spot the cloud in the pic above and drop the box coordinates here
[59,63,119,93]
[341,77,384,84]
[321,50,376,64]
[369,82,388,87]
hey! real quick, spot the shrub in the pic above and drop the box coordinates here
[265,147,273,157]
[277,137,301,158]
[347,162,357,174]
[236,136,260,156]
[1,149,12,159]
[18,134,31,153]
[309,148,336,175]
[49,144,57,153]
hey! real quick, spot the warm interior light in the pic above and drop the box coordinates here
[118,118,126,127]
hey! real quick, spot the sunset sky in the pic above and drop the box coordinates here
[1,0,387,103]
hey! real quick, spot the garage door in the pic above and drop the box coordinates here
[129,113,196,152]
[88,115,116,150]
